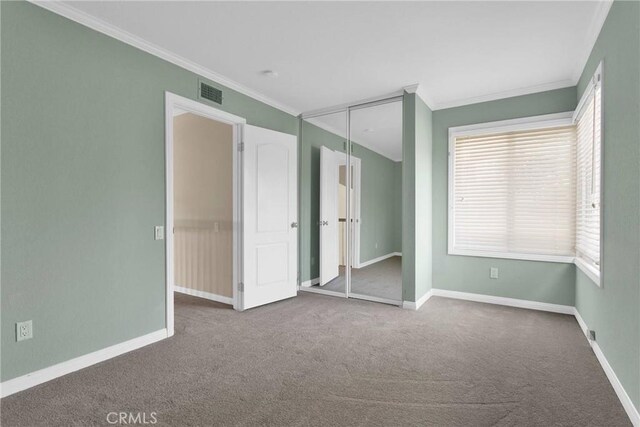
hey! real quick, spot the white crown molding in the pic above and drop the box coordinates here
[403,84,419,94]
[403,84,436,111]
[429,1,611,111]
[430,79,576,111]
[0,329,168,398]
[29,0,300,117]
[571,0,613,82]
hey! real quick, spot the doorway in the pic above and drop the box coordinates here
[164,92,298,336]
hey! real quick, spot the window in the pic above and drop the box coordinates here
[448,65,603,286]
[574,64,602,285]
[448,114,577,262]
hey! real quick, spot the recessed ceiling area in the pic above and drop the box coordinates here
[58,1,611,113]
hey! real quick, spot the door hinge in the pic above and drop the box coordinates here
[238,282,244,292]
[239,142,245,152]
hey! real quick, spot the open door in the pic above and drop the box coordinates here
[320,146,339,285]
[242,125,297,309]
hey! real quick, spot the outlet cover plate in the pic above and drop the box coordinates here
[490,267,499,279]
[16,320,33,341]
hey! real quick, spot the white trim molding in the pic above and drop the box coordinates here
[29,1,299,117]
[300,277,320,288]
[430,289,574,315]
[431,79,575,111]
[357,252,402,269]
[0,329,168,398]
[298,286,347,298]
[174,286,233,305]
[571,0,613,82]
[349,293,402,307]
[573,310,640,426]
[402,289,433,310]
[575,256,601,287]
[165,91,245,327]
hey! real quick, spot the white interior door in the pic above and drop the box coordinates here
[242,125,297,309]
[320,146,339,285]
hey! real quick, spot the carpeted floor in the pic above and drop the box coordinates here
[1,292,630,426]
[318,256,402,301]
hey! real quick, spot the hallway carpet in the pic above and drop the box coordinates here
[1,293,630,426]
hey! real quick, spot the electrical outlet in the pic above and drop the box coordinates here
[154,226,164,240]
[490,267,499,279]
[375,242,379,249]
[16,320,33,342]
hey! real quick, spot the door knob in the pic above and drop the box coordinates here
[291,222,298,228]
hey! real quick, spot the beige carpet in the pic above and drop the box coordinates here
[1,293,630,426]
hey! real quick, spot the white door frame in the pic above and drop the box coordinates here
[164,92,246,336]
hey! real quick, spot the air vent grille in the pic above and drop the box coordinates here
[200,82,223,104]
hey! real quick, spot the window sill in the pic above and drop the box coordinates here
[448,248,575,264]
[575,257,601,287]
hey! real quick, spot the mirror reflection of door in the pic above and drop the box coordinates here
[320,146,339,285]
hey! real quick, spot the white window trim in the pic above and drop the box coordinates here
[575,256,601,287]
[447,111,575,264]
[574,61,604,287]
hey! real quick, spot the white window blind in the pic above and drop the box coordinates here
[449,118,576,262]
[575,74,602,277]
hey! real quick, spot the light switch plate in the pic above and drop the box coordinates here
[154,226,165,240]
[490,267,499,279]
[16,320,33,342]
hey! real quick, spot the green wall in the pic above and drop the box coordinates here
[354,143,402,262]
[432,88,578,305]
[574,1,640,410]
[402,93,432,302]
[299,120,402,282]
[0,2,298,381]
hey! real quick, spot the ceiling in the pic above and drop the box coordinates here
[307,101,403,161]
[46,1,610,115]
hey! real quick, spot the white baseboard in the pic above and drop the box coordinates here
[349,293,402,306]
[174,285,233,305]
[0,328,168,398]
[573,309,640,426]
[357,252,402,268]
[300,277,320,288]
[430,289,574,315]
[402,289,433,310]
[298,287,347,298]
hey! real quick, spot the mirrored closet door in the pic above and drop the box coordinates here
[346,99,403,303]
[300,111,349,296]
[300,97,403,305]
